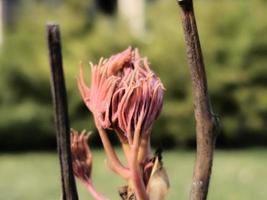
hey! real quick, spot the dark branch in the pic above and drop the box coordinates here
[47,23,79,200]
[176,1,219,200]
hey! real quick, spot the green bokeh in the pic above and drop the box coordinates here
[0,0,267,149]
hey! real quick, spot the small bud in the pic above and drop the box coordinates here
[70,129,92,183]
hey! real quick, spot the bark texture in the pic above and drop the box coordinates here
[47,23,79,200]
[176,1,219,200]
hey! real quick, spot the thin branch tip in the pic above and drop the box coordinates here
[177,0,193,11]
[47,22,58,27]
[47,24,79,200]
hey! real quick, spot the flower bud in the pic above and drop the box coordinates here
[78,47,164,141]
[70,129,92,183]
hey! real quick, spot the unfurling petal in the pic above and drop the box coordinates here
[78,47,165,141]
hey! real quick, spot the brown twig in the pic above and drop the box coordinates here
[176,1,219,200]
[47,23,79,200]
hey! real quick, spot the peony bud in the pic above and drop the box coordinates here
[78,47,164,142]
[70,129,92,183]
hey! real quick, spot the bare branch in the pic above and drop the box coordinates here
[176,1,219,199]
[47,23,79,200]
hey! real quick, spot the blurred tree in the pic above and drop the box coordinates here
[0,0,3,45]
[96,0,117,15]
[118,0,145,38]
[0,0,266,150]
[2,0,20,26]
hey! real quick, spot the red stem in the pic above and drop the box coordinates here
[129,119,149,200]
[84,180,109,200]
[95,119,131,180]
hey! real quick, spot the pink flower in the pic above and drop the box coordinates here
[78,47,164,142]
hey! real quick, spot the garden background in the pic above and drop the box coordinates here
[0,0,266,199]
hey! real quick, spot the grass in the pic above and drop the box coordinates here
[0,149,266,200]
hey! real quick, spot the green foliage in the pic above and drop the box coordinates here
[1,149,267,199]
[0,0,266,149]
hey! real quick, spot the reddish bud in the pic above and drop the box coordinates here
[70,129,92,183]
[78,47,164,142]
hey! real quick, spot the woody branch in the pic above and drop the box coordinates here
[47,23,79,200]
[176,1,219,200]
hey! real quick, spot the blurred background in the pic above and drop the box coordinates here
[0,0,266,199]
